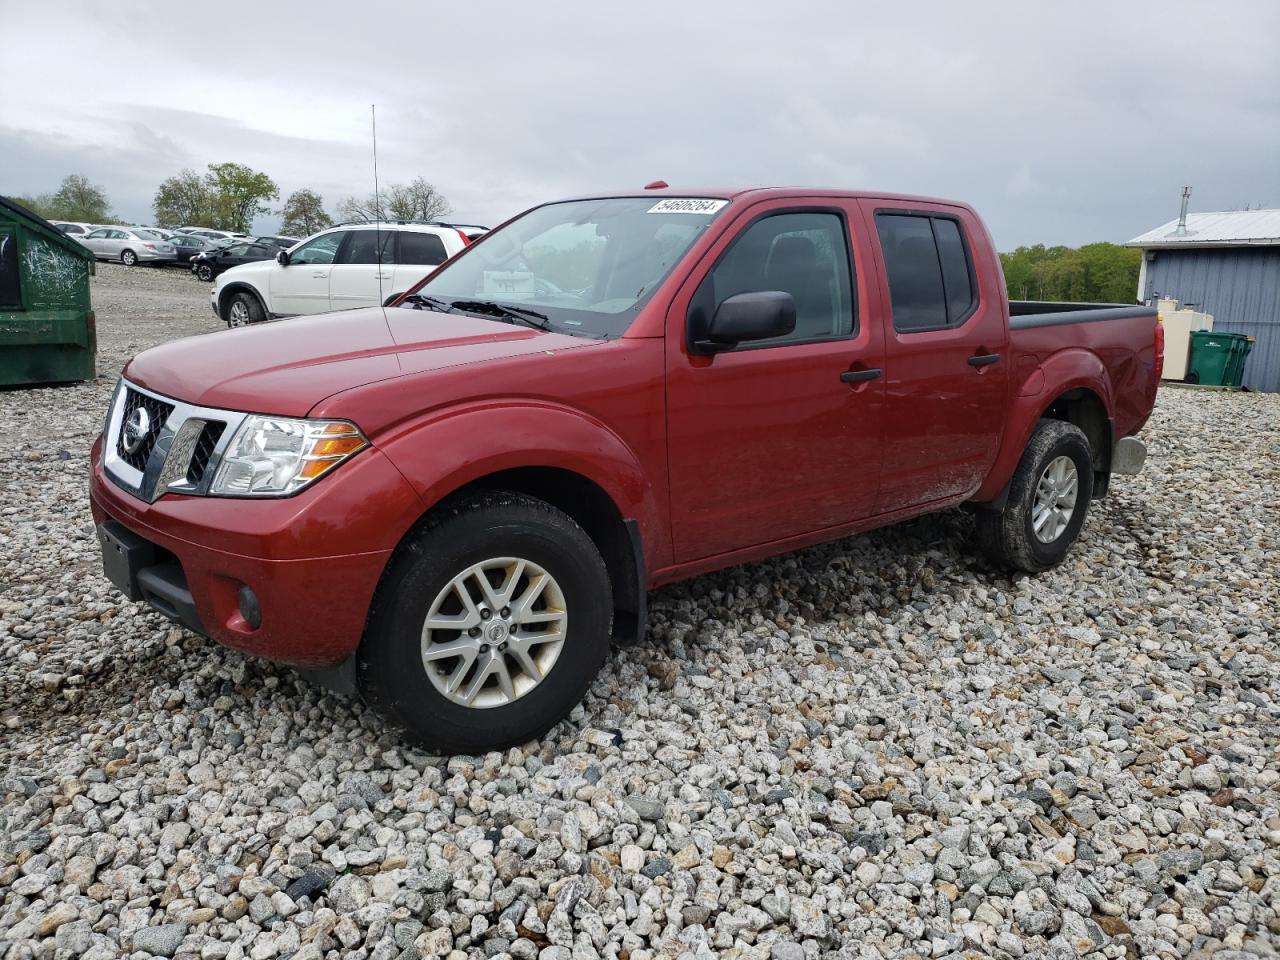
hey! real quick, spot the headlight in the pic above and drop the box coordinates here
[209,417,367,497]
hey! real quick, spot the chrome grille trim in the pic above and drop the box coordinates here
[103,378,248,503]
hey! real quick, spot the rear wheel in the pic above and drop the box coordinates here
[976,419,1094,572]
[224,291,264,328]
[358,491,613,752]
[120,249,137,266]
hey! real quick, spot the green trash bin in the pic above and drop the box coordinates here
[1224,335,1255,387]
[1187,330,1242,386]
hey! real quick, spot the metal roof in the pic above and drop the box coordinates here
[1127,208,1280,249]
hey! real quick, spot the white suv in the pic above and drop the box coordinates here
[209,222,481,326]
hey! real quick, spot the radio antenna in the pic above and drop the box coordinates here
[372,104,384,306]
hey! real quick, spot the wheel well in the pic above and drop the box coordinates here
[405,467,644,644]
[1041,388,1112,496]
[218,283,266,319]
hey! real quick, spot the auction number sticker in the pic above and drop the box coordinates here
[647,198,728,215]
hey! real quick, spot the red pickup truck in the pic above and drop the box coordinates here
[91,187,1162,751]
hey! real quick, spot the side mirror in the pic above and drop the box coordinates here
[276,250,290,266]
[695,291,796,353]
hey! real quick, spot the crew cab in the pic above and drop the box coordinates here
[91,187,1161,752]
[209,221,481,327]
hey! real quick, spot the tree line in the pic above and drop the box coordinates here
[1000,243,1141,303]
[13,167,452,237]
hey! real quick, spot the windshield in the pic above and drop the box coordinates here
[409,197,727,338]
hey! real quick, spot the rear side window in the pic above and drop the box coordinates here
[875,213,977,332]
[0,229,20,308]
[338,230,395,265]
[398,231,448,266]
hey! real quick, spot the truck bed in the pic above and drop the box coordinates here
[1008,300,1156,329]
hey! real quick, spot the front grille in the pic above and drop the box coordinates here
[186,421,226,485]
[116,388,174,470]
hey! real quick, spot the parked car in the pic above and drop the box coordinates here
[209,222,476,326]
[175,227,251,242]
[252,235,301,250]
[189,240,276,281]
[91,187,1161,752]
[80,226,177,265]
[168,233,214,264]
[50,221,97,239]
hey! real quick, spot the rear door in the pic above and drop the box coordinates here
[665,200,886,561]
[270,231,344,315]
[859,200,1009,513]
[329,229,396,310]
[392,230,452,296]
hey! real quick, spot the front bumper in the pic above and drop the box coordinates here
[90,434,424,667]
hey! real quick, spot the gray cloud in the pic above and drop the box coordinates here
[2,1,1277,247]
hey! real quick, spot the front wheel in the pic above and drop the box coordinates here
[976,419,1094,573]
[196,263,214,282]
[358,492,613,752]
[120,249,137,266]
[224,291,264,328]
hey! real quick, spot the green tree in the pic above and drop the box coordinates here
[204,162,278,233]
[46,174,112,222]
[10,194,53,217]
[279,189,332,237]
[999,242,1139,303]
[153,169,212,228]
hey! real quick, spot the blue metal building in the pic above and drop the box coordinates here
[1128,201,1280,392]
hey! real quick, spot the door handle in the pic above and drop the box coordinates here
[313,271,329,278]
[840,368,882,383]
[375,273,392,280]
[968,353,1001,367]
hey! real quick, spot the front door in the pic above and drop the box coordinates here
[859,200,1010,513]
[329,229,396,310]
[665,202,885,562]
[270,230,344,315]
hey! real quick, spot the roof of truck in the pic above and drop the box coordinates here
[566,185,971,208]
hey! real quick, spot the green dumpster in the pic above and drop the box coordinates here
[1187,330,1245,386]
[0,196,96,387]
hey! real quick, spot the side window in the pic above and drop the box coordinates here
[290,232,343,265]
[875,213,977,332]
[0,229,21,308]
[337,230,395,265]
[398,231,448,266]
[702,211,854,345]
[225,243,249,256]
[86,230,106,239]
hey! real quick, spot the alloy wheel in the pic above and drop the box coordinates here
[420,557,567,708]
[1032,455,1079,543]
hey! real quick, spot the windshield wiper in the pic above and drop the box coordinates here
[397,293,457,313]
[449,299,555,331]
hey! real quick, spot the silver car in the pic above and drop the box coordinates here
[81,227,178,265]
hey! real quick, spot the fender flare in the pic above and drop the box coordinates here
[216,281,268,320]
[974,349,1113,504]
[375,399,669,572]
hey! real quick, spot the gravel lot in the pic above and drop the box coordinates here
[2,262,1278,960]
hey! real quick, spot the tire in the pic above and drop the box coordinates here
[196,263,214,282]
[359,491,613,752]
[976,419,1094,573]
[224,291,264,328]
[120,249,137,266]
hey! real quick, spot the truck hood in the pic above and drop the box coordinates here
[124,307,592,416]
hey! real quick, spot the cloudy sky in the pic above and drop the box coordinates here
[2,1,1277,248]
